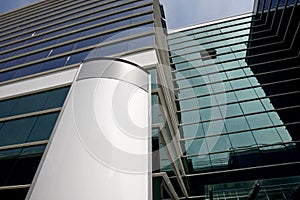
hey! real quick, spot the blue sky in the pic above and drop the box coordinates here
[0,0,254,29]
[160,0,255,29]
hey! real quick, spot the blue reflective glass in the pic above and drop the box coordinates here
[66,51,90,66]
[51,44,75,56]
[13,64,41,78]
[24,50,50,63]
[74,37,101,50]
[127,35,154,51]
[0,69,17,82]
[39,57,67,72]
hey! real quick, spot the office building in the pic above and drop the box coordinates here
[0,0,179,199]
[168,0,300,199]
[0,0,300,199]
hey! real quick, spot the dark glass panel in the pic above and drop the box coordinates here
[10,91,50,116]
[0,116,37,147]
[27,112,59,142]
[0,98,19,118]
[43,86,69,109]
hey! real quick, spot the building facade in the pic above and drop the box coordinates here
[0,0,299,199]
[168,0,300,199]
[0,0,179,199]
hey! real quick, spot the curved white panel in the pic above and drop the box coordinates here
[26,59,151,200]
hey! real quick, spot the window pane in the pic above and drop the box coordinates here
[27,112,60,142]
[0,117,37,146]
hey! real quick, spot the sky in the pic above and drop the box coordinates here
[0,0,254,29]
[160,0,255,29]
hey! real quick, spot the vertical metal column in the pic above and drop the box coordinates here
[26,58,151,200]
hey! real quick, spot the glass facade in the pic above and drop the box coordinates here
[168,1,300,198]
[0,86,69,198]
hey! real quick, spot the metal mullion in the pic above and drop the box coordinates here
[170,4,298,59]
[170,15,297,63]
[0,0,92,35]
[0,140,48,151]
[0,0,148,49]
[0,7,153,56]
[0,0,78,32]
[182,161,300,178]
[179,104,300,127]
[0,0,131,40]
[153,172,180,200]
[160,133,189,198]
[0,107,61,123]
[168,14,253,41]
[0,0,61,23]
[181,121,300,142]
[0,22,154,73]
[172,26,300,74]
[0,184,30,191]
[176,76,300,102]
[174,67,300,91]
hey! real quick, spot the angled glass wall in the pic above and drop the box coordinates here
[168,2,300,197]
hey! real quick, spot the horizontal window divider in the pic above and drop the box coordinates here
[179,161,300,178]
[0,24,154,73]
[0,0,75,28]
[0,107,61,123]
[181,121,300,142]
[173,64,300,88]
[168,14,253,40]
[0,140,48,151]
[176,79,300,102]
[152,172,180,200]
[0,184,31,191]
[179,104,300,127]
[0,0,152,45]
[175,73,300,93]
[169,26,251,48]
[183,140,300,158]
[0,64,77,88]
[0,0,117,33]
[0,9,153,56]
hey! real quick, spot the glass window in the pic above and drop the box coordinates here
[66,51,90,66]
[43,87,69,109]
[74,37,101,50]
[27,112,60,142]
[127,35,154,51]
[225,116,250,132]
[246,113,273,129]
[0,116,37,146]
[0,98,19,118]
[229,131,257,148]
[10,91,51,116]
[253,128,282,145]
[39,57,68,72]
[13,63,42,79]
[240,100,265,114]
[206,135,231,153]
[50,43,75,56]
[0,69,18,83]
